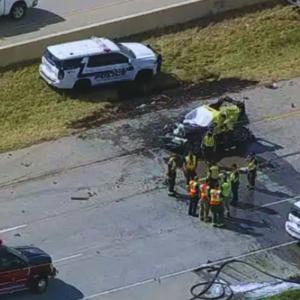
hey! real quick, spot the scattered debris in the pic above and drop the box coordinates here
[78,134,87,140]
[71,188,97,200]
[87,191,97,197]
[14,233,21,237]
[53,181,57,185]
[136,103,147,110]
[291,103,296,108]
[21,162,32,167]
[71,196,90,201]
[265,82,279,89]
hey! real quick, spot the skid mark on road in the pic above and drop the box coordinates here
[0,148,147,189]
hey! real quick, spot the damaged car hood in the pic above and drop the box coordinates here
[183,106,215,127]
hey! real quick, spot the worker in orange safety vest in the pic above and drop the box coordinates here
[188,176,200,217]
[210,185,224,227]
[199,177,211,222]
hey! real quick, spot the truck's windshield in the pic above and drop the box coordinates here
[44,49,62,68]
[117,43,136,59]
[7,247,29,263]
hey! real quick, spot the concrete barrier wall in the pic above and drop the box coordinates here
[0,0,271,68]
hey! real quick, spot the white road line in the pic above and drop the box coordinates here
[83,279,154,299]
[258,195,300,209]
[0,224,27,234]
[54,253,83,264]
[82,240,298,299]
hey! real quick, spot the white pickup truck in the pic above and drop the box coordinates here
[0,0,38,20]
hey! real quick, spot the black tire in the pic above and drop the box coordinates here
[135,70,153,83]
[30,276,48,294]
[74,79,92,91]
[10,2,27,20]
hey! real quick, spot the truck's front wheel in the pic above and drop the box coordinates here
[10,2,27,20]
[135,70,153,83]
[30,276,49,294]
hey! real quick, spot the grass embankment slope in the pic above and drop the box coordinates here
[1,1,300,152]
[263,289,300,300]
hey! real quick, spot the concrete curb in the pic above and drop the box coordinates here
[0,0,271,68]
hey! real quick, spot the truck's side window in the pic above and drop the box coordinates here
[62,58,83,70]
[87,55,108,68]
[0,252,26,271]
[106,53,129,65]
[87,53,129,68]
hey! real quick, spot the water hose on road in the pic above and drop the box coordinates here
[189,259,300,300]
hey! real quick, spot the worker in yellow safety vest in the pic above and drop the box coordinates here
[220,174,231,218]
[201,131,216,162]
[199,177,210,222]
[183,151,198,188]
[188,176,200,217]
[247,152,258,190]
[230,163,240,205]
[210,185,224,227]
[167,153,178,196]
[207,163,219,189]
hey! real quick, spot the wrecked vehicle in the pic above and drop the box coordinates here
[162,96,254,155]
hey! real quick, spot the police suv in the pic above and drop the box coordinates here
[39,37,162,90]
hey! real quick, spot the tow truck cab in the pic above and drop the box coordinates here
[0,0,38,20]
[0,242,57,295]
[285,201,300,240]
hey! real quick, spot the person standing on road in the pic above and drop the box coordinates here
[183,151,198,190]
[188,176,200,217]
[201,131,216,162]
[207,163,219,189]
[247,152,258,190]
[230,163,240,205]
[199,177,210,222]
[210,184,224,227]
[167,153,178,196]
[221,174,231,217]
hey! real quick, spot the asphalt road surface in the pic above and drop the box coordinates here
[1,79,300,299]
[0,0,191,46]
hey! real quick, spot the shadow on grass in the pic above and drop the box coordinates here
[67,74,258,130]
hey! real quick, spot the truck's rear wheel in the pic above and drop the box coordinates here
[10,2,27,20]
[30,276,48,294]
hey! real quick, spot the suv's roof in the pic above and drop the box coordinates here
[47,37,120,60]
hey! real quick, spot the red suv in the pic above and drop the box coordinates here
[0,243,57,295]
